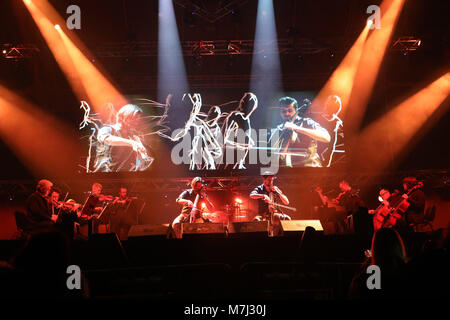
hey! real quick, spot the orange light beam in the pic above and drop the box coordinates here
[23,0,126,117]
[353,73,450,171]
[0,85,83,178]
[345,0,406,135]
[310,22,371,113]
[56,27,127,115]
[22,0,88,104]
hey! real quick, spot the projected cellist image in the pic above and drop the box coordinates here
[269,96,331,167]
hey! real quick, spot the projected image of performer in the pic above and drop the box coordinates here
[222,92,258,169]
[180,94,223,170]
[320,95,345,167]
[171,177,215,238]
[250,172,292,234]
[269,97,330,167]
[109,187,138,240]
[200,106,224,170]
[94,104,153,172]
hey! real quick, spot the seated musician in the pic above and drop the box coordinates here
[171,177,215,239]
[49,187,81,240]
[25,179,58,230]
[109,187,137,240]
[249,172,291,227]
[315,180,364,234]
[333,180,364,215]
[401,177,426,229]
[369,188,403,232]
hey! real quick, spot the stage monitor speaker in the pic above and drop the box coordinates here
[227,221,269,238]
[280,220,323,236]
[181,223,225,239]
[128,224,170,239]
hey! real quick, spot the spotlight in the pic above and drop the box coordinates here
[54,24,60,30]
[235,198,242,204]
[367,19,373,27]
[2,50,6,54]
[201,202,206,209]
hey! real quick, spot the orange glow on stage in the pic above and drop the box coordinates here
[0,86,83,178]
[23,0,127,118]
[353,73,450,171]
[310,22,371,113]
[345,0,406,135]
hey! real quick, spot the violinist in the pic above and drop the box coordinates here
[171,177,215,239]
[269,97,330,167]
[81,182,112,236]
[49,187,81,239]
[109,187,138,240]
[250,172,291,231]
[25,179,56,229]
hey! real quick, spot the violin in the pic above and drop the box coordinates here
[113,196,138,205]
[98,194,114,202]
[45,196,77,210]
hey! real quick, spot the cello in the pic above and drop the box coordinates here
[380,182,423,229]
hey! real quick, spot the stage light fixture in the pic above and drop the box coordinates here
[54,24,60,30]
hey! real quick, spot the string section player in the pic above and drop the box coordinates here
[171,177,215,238]
[250,172,294,235]
[80,182,114,237]
[48,187,82,240]
[109,187,138,240]
[25,179,58,231]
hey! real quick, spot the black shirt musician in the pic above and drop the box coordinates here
[333,180,364,215]
[401,177,426,227]
[49,187,80,240]
[109,187,137,240]
[80,182,109,236]
[250,172,291,225]
[171,177,215,238]
[26,179,57,229]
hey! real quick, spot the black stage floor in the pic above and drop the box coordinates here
[0,231,435,299]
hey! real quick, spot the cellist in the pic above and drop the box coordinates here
[268,97,330,167]
[171,177,215,239]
